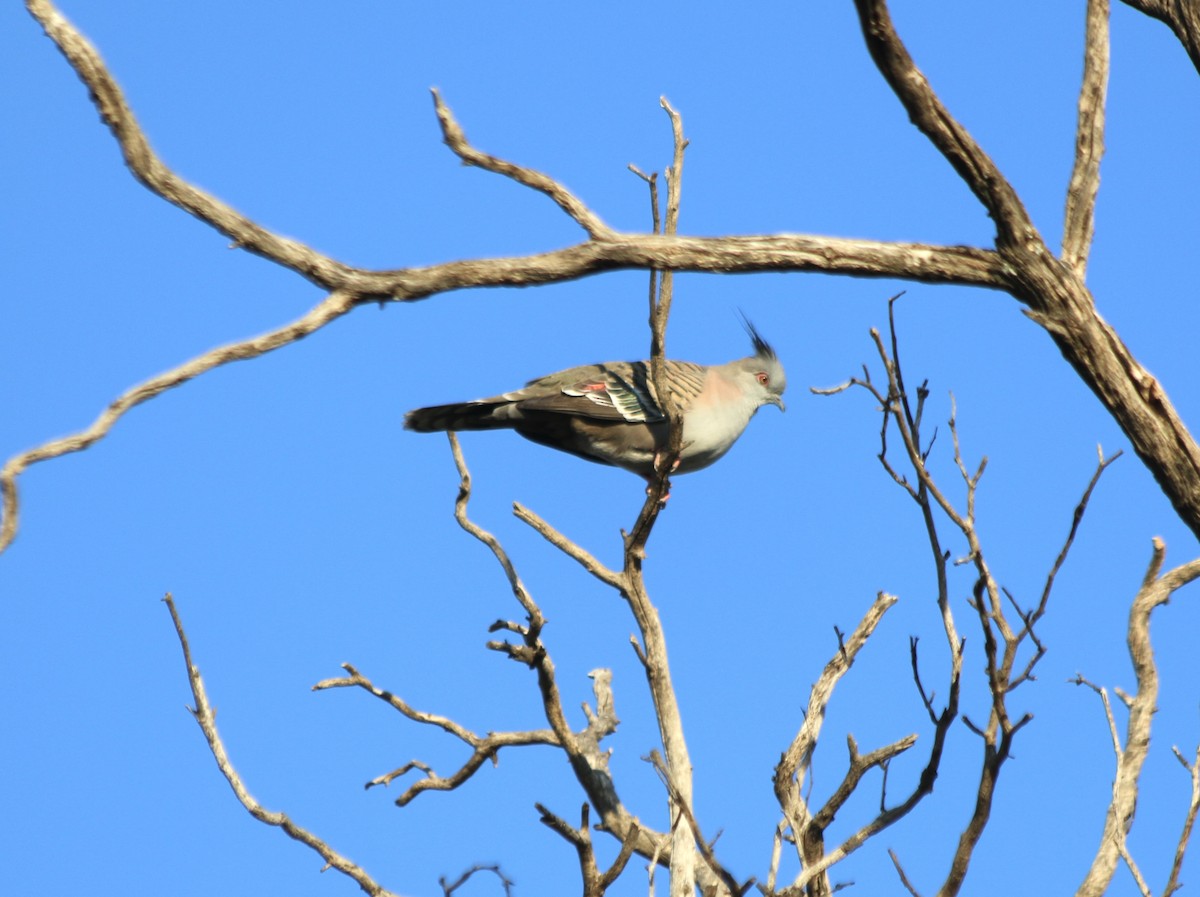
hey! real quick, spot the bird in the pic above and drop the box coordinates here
[404,323,786,482]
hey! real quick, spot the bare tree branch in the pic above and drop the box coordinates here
[443,438,731,893]
[1166,744,1200,897]
[1062,0,1111,277]
[1019,447,1124,665]
[627,102,696,897]
[889,849,923,897]
[646,751,753,897]
[162,594,400,897]
[818,300,1118,897]
[3,0,1012,559]
[432,89,614,241]
[24,0,371,291]
[313,662,559,805]
[536,803,641,897]
[772,591,901,894]
[1118,0,1200,76]
[22,0,1014,304]
[439,864,514,897]
[632,96,690,544]
[513,502,623,590]
[0,290,357,554]
[852,0,1038,250]
[1115,837,1154,897]
[851,0,1200,545]
[628,163,663,368]
[447,434,544,624]
[1070,675,1125,765]
[446,437,635,819]
[1075,540,1200,897]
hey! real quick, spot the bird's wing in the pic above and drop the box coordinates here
[514,360,706,423]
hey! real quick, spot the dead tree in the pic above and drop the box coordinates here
[7,1,1200,895]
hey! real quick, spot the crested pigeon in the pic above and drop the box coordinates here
[404,324,786,480]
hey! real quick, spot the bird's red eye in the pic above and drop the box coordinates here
[757,372,769,386]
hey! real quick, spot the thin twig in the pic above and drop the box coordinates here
[1070,674,1123,759]
[513,502,623,590]
[439,864,514,897]
[1165,744,1200,897]
[162,594,399,897]
[1114,837,1153,897]
[432,89,613,240]
[645,752,749,897]
[1,290,357,553]
[628,164,661,316]
[313,662,558,805]
[888,849,923,897]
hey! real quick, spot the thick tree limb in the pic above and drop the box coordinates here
[21,0,1200,555]
[25,0,367,292]
[24,0,1008,305]
[852,0,1039,251]
[853,0,1200,546]
[1119,0,1200,76]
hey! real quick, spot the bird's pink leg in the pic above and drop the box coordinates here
[643,479,672,503]
[645,452,681,503]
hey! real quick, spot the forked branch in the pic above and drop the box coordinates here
[448,436,733,895]
[1074,540,1200,897]
[536,803,641,897]
[312,662,560,806]
[772,591,913,895]
[816,299,1116,896]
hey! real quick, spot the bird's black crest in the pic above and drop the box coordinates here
[739,312,776,359]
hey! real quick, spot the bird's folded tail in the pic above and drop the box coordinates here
[404,400,519,433]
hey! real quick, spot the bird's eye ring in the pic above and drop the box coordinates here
[756,372,770,386]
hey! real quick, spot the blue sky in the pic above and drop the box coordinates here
[3,2,1200,895]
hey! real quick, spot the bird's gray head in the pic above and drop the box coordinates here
[739,318,787,412]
